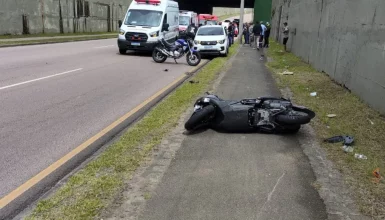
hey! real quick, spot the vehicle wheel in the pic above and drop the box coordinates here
[276,110,311,125]
[152,49,167,63]
[185,105,215,131]
[186,51,201,66]
[119,49,126,54]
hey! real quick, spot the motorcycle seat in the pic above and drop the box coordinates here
[161,38,176,50]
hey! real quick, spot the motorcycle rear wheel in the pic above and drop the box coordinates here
[186,51,201,66]
[152,49,167,63]
[185,105,215,131]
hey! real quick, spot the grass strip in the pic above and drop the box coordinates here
[0,35,116,47]
[266,40,385,219]
[26,43,240,220]
[0,32,114,39]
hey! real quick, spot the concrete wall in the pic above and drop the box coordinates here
[213,7,253,17]
[0,0,131,35]
[270,0,385,114]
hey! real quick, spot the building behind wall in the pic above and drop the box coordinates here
[0,0,132,35]
[270,0,385,114]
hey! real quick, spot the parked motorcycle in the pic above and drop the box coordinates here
[152,24,201,66]
[185,93,316,133]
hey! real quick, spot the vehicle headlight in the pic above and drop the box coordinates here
[218,39,225,44]
[149,31,159,37]
[119,29,125,35]
[194,40,200,44]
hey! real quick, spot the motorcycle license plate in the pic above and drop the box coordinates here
[131,42,140,46]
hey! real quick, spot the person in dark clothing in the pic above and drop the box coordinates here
[264,22,271,48]
[227,22,234,46]
[252,21,262,50]
[186,23,197,35]
[243,23,250,44]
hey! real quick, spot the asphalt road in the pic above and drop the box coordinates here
[138,46,328,219]
[0,39,201,199]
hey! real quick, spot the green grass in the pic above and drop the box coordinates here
[26,43,240,220]
[266,40,385,219]
[0,35,117,47]
[0,32,114,39]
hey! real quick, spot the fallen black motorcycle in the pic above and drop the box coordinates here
[184,93,316,133]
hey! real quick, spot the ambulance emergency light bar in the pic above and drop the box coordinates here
[135,0,161,5]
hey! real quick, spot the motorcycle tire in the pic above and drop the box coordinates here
[186,51,201,66]
[185,105,215,131]
[275,110,311,125]
[152,49,167,63]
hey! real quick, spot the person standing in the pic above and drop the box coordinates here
[227,22,234,47]
[252,21,262,50]
[282,22,289,51]
[243,23,250,44]
[186,22,197,35]
[259,21,267,50]
[264,22,271,48]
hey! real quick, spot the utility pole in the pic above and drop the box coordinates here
[239,0,245,43]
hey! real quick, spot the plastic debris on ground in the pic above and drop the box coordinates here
[367,118,375,125]
[342,145,354,153]
[327,114,337,118]
[279,71,294,75]
[310,92,317,96]
[354,153,367,160]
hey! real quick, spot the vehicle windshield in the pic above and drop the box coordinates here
[124,9,163,27]
[197,26,224,35]
[179,16,190,25]
[199,20,217,25]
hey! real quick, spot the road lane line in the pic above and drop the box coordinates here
[0,68,83,91]
[94,45,114,49]
[0,73,188,209]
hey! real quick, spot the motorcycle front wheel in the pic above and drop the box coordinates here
[186,51,201,66]
[276,110,311,125]
[185,105,215,131]
[152,49,167,63]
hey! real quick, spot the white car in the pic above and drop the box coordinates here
[193,25,229,57]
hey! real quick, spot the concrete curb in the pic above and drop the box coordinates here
[0,35,116,48]
[0,59,210,220]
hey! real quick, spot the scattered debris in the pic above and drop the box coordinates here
[367,118,374,125]
[354,153,367,160]
[310,92,317,97]
[279,71,294,75]
[372,168,381,183]
[189,80,199,84]
[324,135,354,146]
[342,145,354,153]
[327,114,337,118]
[164,69,168,72]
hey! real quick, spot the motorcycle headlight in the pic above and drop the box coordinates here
[194,40,200,44]
[149,31,159,37]
[119,29,125,35]
[217,39,225,44]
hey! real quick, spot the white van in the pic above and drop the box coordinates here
[118,0,179,54]
[179,10,198,33]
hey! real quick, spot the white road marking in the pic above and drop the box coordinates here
[94,45,114,49]
[0,68,83,91]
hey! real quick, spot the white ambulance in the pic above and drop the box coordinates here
[118,0,179,54]
[179,10,198,33]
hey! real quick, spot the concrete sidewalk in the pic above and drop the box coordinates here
[136,46,327,219]
[0,33,116,42]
